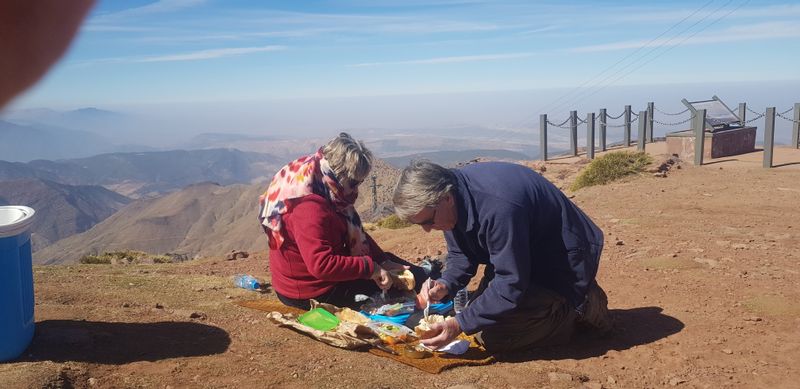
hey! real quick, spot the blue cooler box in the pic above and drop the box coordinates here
[0,206,36,362]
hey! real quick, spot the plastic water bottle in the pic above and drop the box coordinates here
[453,288,469,313]
[233,274,261,291]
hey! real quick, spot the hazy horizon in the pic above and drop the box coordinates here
[2,0,799,157]
[4,79,798,149]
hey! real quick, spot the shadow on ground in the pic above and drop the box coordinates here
[498,306,683,362]
[17,320,230,364]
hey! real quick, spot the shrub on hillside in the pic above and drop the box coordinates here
[79,255,112,264]
[376,214,412,229]
[571,151,653,191]
[79,250,172,264]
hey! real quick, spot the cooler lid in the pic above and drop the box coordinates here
[0,206,36,238]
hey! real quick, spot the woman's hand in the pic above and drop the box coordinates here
[370,264,393,290]
[420,317,462,350]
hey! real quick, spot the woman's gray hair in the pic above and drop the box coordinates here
[322,132,373,184]
[393,160,456,220]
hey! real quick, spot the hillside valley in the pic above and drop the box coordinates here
[0,179,130,251]
[33,158,402,265]
[0,148,282,199]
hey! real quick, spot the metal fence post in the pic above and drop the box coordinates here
[637,111,647,151]
[539,114,548,161]
[569,110,578,156]
[792,103,800,149]
[624,105,632,146]
[738,103,746,126]
[599,108,607,151]
[647,102,654,143]
[693,109,707,166]
[586,112,595,159]
[764,107,776,168]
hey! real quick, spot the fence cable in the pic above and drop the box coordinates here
[777,111,800,124]
[546,116,572,128]
[654,107,690,116]
[779,107,794,116]
[653,113,696,126]
[606,111,625,120]
[599,118,638,128]
[745,114,764,124]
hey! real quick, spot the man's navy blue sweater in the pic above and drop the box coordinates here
[439,162,604,335]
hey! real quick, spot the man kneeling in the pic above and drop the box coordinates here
[393,160,612,352]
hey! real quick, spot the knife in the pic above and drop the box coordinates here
[371,341,399,355]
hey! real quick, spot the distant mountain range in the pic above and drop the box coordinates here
[383,149,533,168]
[0,179,131,251]
[3,107,126,136]
[0,148,283,198]
[0,119,118,162]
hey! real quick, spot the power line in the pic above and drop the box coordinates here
[532,0,718,119]
[544,0,737,116]
[558,0,750,111]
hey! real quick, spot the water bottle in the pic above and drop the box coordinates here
[233,274,261,291]
[453,288,469,313]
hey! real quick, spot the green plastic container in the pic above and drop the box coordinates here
[297,307,340,331]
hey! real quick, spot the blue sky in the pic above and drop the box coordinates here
[6,0,800,139]
[14,0,799,107]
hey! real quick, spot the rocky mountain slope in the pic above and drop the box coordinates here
[34,158,401,265]
[34,182,263,265]
[0,148,282,199]
[0,179,131,251]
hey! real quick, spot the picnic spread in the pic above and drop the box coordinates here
[236,294,495,374]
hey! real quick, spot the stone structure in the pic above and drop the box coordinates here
[666,126,756,160]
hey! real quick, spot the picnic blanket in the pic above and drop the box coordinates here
[236,298,495,374]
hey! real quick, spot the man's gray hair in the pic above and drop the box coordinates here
[393,160,456,220]
[322,132,373,184]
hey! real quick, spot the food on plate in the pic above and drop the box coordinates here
[363,296,416,317]
[367,321,414,345]
[414,314,446,338]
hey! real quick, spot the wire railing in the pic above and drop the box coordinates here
[538,101,799,168]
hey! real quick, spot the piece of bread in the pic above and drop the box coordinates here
[335,308,370,325]
[390,269,415,291]
[414,314,445,338]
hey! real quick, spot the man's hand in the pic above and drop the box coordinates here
[420,278,449,304]
[370,264,393,290]
[420,317,461,350]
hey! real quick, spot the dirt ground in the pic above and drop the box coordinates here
[2,144,800,388]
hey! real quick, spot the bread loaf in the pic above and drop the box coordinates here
[414,314,445,338]
[390,269,415,291]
